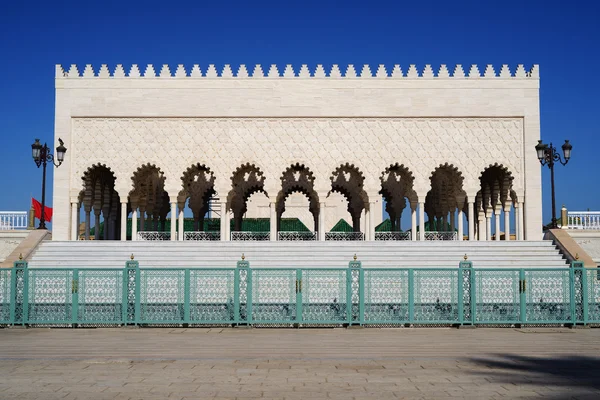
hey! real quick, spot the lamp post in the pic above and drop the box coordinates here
[535,139,572,229]
[31,138,67,229]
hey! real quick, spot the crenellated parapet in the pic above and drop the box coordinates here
[56,63,539,79]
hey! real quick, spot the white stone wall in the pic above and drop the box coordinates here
[0,232,29,263]
[53,63,541,240]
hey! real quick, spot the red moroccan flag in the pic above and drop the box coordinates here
[32,198,53,222]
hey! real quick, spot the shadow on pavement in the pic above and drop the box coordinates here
[469,354,600,399]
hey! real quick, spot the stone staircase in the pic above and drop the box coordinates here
[27,240,568,269]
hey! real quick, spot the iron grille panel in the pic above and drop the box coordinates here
[301,270,347,323]
[78,270,123,323]
[139,269,185,323]
[0,269,10,323]
[189,269,235,322]
[524,270,571,323]
[363,270,409,323]
[251,269,297,322]
[474,270,520,323]
[27,270,73,324]
[413,269,459,322]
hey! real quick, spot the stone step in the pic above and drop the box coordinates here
[27,240,568,270]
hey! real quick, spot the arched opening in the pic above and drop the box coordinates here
[178,164,217,240]
[425,164,466,240]
[377,164,417,240]
[129,164,169,240]
[476,164,515,241]
[328,163,369,240]
[275,163,319,240]
[227,163,269,240]
[79,164,121,240]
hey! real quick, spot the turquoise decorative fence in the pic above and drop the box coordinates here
[2,257,599,327]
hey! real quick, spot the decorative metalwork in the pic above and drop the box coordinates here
[189,270,235,322]
[77,270,123,323]
[184,231,220,241]
[587,269,600,323]
[460,267,472,323]
[422,232,458,241]
[125,265,137,323]
[301,270,347,323]
[413,270,459,322]
[0,269,10,323]
[325,232,365,241]
[137,231,171,241]
[374,232,411,241]
[474,270,520,323]
[237,267,249,322]
[278,231,317,241]
[349,267,361,323]
[139,269,185,323]
[573,268,584,322]
[251,269,297,323]
[27,269,73,324]
[231,231,270,241]
[363,270,409,323]
[524,270,571,322]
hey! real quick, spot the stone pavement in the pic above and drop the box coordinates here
[0,327,599,399]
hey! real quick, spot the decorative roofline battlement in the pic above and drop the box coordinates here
[56,64,539,79]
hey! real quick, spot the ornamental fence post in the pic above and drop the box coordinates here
[458,255,474,326]
[235,254,251,326]
[10,255,28,326]
[571,259,587,325]
[347,254,362,325]
[123,255,140,326]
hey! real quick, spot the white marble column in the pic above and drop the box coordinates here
[411,203,417,241]
[94,210,101,240]
[518,202,525,240]
[319,202,326,241]
[494,207,501,241]
[269,201,277,241]
[220,201,227,241]
[131,208,138,241]
[70,202,78,241]
[458,209,464,241]
[364,208,370,241]
[504,203,511,241]
[224,207,231,241]
[170,202,177,241]
[84,209,91,240]
[369,203,376,241]
[478,211,486,241]
[486,210,492,241]
[468,201,475,241]
[120,202,127,241]
[418,202,425,241]
[178,206,185,241]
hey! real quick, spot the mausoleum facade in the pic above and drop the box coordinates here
[52,63,541,242]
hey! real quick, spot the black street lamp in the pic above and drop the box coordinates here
[535,139,572,229]
[31,138,67,229]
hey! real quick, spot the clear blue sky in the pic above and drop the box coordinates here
[0,0,598,226]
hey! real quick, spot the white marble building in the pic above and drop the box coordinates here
[52,63,541,242]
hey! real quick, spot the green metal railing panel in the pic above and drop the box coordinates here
[27,269,73,324]
[139,269,185,323]
[363,269,409,323]
[189,269,236,323]
[0,269,11,323]
[413,269,459,323]
[524,270,571,323]
[77,269,124,324]
[250,269,298,323]
[301,269,348,323]
[474,270,521,323]
[587,269,600,323]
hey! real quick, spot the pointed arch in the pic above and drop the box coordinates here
[329,163,369,232]
[79,163,120,240]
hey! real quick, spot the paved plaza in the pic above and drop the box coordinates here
[0,327,599,399]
